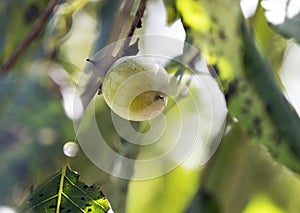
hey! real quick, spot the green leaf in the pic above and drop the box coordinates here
[163,0,181,24]
[250,5,287,73]
[0,0,13,55]
[22,165,111,213]
[262,0,300,43]
[166,0,300,173]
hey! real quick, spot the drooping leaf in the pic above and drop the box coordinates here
[250,5,287,73]
[165,0,300,173]
[261,0,300,43]
[163,0,181,24]
[22,165,111,213]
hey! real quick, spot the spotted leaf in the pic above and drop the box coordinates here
[164,0,300,173]
[22,165,111,213]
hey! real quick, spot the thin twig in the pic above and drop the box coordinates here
[116,0,148,58]
[0,0,59,76]
[126,0,147,39]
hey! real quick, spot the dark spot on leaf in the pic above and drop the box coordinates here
[253,117,261,126]
[85,203,92,207]
[100,191,105,197]
[83,185,88,189]
[211,16,217,23]
[60,206,65,210]
[24,4,40,23]
[219,30,226,40]
[90,185,94,189]
[81,197,85,201]
[266,103,271,113]
[67,209,72,212]
[209,38,216,45]
[245,98,252,106]
[255,127,262,137]
[225,79,238,101]
[253,117,262,137]
[49,205,56,209]
[39,193,44,197]
[87,208,92,212]
[241,107,249,115]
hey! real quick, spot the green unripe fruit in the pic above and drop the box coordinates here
[102,56,169,121]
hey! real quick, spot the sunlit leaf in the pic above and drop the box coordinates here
[163,0,181,24]
[164,0,300,173]
[22,165,111,213]
[250,5,287,73]
[242,194,284,213]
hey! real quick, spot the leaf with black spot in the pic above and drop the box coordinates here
[21,165,111,213]
[166,0,300,173]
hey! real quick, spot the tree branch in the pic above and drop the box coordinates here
[0,0,59,76]
[116,0,148,58]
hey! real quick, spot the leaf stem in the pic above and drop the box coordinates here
[56,164,67,213]
[0,0,59,76]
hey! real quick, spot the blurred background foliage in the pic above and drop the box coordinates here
[1,0,300,213]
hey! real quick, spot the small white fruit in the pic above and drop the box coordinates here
[102,56,169,121]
